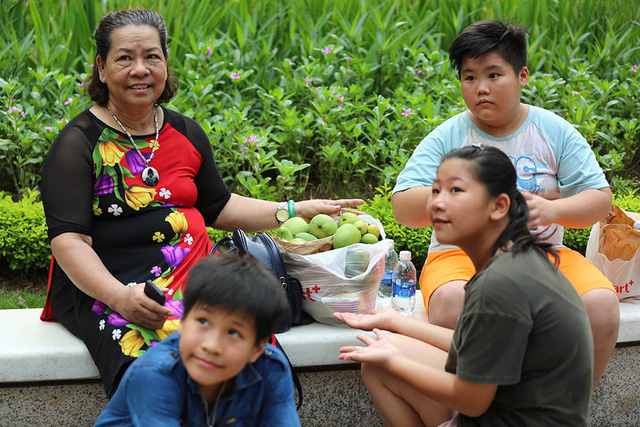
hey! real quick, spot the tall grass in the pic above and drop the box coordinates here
[0,0,638,196]
[2,0,639,78]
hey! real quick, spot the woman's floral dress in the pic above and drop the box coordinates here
[40,107,230,396]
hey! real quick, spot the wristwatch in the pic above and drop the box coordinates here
[276,202,289,225]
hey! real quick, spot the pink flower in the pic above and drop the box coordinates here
[241,144,247,155]
[305,76,312,86]
[542,73,553,77]
[206,46,213,58]
[64,97,73,105]
[20,111,25,117]
[7,107,19,114]
[322,46,334,54]
[336,94,344,102]
[243,135,259,146]
[415,67,425,76]
[289,61,295,66]
[44,126,53,131]
[10,98,16,101]
[150,266,162,277]
[571,90,580,95]
[89,63,94,68]
[345,56,353,60]
[230,72,240,80]
[631,65,639,72]
[77,82,85,87]
[401,108,412,116]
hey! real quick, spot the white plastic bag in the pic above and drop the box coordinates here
[586,205,640,300]
[278,214,392,325]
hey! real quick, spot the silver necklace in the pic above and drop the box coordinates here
[209,380,227,426]
[106,104,160,187]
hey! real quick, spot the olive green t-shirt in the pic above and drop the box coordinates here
[445,248,593,426]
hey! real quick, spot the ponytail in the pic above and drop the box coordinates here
[493,191,559,264]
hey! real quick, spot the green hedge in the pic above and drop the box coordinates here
[0,190,50,271]
[3,190,637,273]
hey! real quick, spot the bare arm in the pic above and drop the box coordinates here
[340,330,496,416]
[212,194,364,232]
[334,309,453,352]
[391,187,433,228]
[386,352,497,416]
[388,314,454,352]
[525,187,612,229]
[51,233,172,329]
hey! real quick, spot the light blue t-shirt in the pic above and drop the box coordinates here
[394,105,609,252]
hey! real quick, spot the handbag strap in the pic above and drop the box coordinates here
[210,235,235,257]
[271,334,303,410]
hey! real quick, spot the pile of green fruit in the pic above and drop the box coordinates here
[273,212,382,249]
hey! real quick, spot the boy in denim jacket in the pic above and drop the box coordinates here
[95,254,300,426]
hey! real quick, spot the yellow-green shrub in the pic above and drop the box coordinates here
[0,190,50,271]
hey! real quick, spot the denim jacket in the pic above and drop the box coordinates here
[95,333,300,426]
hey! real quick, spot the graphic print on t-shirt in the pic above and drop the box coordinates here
[510,155,541,194]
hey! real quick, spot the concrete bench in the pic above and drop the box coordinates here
[2,293,640,426]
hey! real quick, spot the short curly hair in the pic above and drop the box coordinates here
[87,9,177,106]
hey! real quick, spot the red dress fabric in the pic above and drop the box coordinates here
[40,107,230,395]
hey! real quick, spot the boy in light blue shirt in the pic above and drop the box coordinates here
[392,20,618,388]
[95,254,300,426]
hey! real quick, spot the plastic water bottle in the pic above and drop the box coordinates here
[392,251,416,315]
[378,240,398,301]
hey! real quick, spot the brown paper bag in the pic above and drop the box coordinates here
[598,205,640,262]
[586,205,640,300]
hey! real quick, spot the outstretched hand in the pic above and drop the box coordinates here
[295,199,364,222]
[333,308,398,332]
[338,328,401,366]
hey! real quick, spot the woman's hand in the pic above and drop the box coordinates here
[110,284,173,330]
[333,308,399,332]
[294,199,365,222]
[338,328,401,367]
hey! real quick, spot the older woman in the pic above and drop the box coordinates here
[40,9,361,396]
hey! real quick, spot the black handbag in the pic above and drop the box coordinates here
[211,229,306,409]
[210,229,304,333]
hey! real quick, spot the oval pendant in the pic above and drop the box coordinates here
[142,166,159,187]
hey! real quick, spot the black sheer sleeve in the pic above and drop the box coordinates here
[41,113,98,241]
[166,109,231,225]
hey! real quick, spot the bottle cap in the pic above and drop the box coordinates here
[399,250,411,260]
[387,239,394,247]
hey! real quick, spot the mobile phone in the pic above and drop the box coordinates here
[144,280,166,305]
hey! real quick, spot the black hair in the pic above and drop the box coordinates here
[441,145,558,263]
[182,253,289,344]
[448,20,529,78]
[87,9,177,106]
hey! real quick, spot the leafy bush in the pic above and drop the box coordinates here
[359,185,432,273]
[1,188,638,274]
[0,0,638,197]
[207,227,231,245]
[0,190,50,271]
[0,0,638,273]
